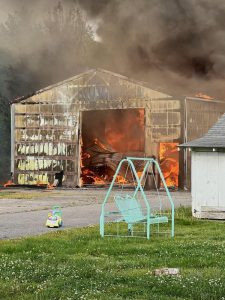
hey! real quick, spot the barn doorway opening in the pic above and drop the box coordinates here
[81,109,145,186]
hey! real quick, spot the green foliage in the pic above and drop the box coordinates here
[0,1,95,97]
[0,208,225,299]
[0,191,42,199]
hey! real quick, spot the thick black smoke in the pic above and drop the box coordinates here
[1,0,225,97]
[78,0,225,98]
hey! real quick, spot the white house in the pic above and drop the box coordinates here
[180,113,225,219]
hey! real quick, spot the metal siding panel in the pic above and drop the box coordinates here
[25,104,40,114]
[15,115,26,127]
[186,99,225,141]
[14,102,80,187]
[145,100,181,143]
[14,104,26,113]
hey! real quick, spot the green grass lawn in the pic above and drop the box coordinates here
[0,191,43,199]
[0,208,225,300]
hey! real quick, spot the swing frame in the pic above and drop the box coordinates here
[100,157,175,239]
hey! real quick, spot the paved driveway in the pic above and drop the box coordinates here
[0,188,191,239]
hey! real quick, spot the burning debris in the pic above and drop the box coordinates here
[159,143,179,188]
[3,180,15,188]
[81,109,145,186]
[81,138,144,185]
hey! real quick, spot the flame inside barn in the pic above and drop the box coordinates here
[81,109,145,185]
[11,69,225,188]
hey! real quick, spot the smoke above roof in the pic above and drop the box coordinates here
[77,0,225,98]
[1,0,225,98]
[78,0,223,75]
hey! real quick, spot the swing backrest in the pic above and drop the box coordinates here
[114,194,146,223]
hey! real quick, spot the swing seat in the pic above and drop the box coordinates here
[114,194,168,225]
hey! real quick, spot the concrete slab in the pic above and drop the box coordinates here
[0,189,191,239]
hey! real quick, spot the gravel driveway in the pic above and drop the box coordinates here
[0,188,191,239]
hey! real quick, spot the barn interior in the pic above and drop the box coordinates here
[81,108,145,185]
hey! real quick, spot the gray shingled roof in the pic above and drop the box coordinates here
[180,113,225,148]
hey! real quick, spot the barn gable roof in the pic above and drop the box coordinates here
[180,113,225,148]
[11,68,173,104]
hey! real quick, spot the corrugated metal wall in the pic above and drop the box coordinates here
[12,102,80,186]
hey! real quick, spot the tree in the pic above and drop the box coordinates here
[0,94,10,182]
[0,1,95,181]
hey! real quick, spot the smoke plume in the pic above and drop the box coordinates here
[78,0,225,98]
[1,0,225,98]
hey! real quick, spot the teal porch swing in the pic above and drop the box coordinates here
[100,157,174,239]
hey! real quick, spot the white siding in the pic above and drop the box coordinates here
[192,151,225,218]
[218,153,225,206]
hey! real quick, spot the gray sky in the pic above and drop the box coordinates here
[0,1,12,21]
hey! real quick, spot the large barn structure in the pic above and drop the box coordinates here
[10,68,225,188]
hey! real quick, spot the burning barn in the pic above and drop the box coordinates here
[10,69,225,188]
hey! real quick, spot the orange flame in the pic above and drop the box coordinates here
[36,180,55,189]
[137,171,143,178]
[159,143,179,188]
[47,183,55,190]
[105,109,144,152]
[115,175,128,184]
[93,138,108,151]
[92,176,106,184]
[3,180,15,187]
[80,109,145,186]
[195,93,214,100]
